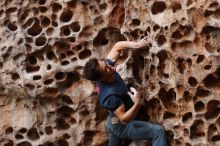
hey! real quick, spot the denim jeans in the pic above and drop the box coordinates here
[106,116,167,146]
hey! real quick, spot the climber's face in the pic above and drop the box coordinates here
[98,60,115,78]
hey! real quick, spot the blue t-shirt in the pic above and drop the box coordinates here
[97,59,134,117]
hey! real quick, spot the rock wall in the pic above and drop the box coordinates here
[0,0,220,146]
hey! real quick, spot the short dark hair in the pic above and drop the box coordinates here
[83,57,101,81]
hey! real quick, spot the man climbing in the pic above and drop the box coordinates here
[83,36,167,146]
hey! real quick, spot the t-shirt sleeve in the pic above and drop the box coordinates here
[102,94,123,111]
[105,59,115,67]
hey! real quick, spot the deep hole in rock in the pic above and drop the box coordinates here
[47,64,52,70]
[68,37,75,43]
[195,87,212,97]
[33,75,41,80]
[67,0,77,8]
[99,3,107,10]
[93,27,126,46]
[0,62,3,69]
[38,0,46,5]
[55,72,65,80]
[52,21,58,27]
[156,35,166,46]
[212,135,220,142]
[20,9,30,22]
[15,134,24,139]
[203,74,219,88]
[23,18,34,29]
[44,126,53,135]
[26,65,40,73]
[66,51,74,56]
[57,106,74,116]
[41,16,50,27]
[61,60,70,66]
[27,128,40,140]
[100,38,109,45]
[163,111,176,120]
[79,49,91,60]
[61,95,73,104]
[208,124,217,138]
[131,54,144,84]
[179,40,193,48]
[214,8,220,17]
[171,42,177,50]
[6,7,17,14]
[151,1,166,15]
[153,24,160,31]
[19,128,27,133]
[76,45,82,51]
[188,77,197,87]
[8,22,17,31]
[158,88,176,108]
[197,55,205,63]
[60,10,73,22]
[44,79,53,85]
[187,0,193,6]
[184,128,190,136]
[27,18,42,36]
[11,73,20,80]
[46,27,54,35]
[35,36,47,46]
[55,118,70,130]
[60,53,66,59]
[190,119,205,139]
[63,72,80,88]
[83,130,96,144]
[63,27,71,36]
[172,3,182,13]
[71,57,77,62]
[187,58,192,66]
[204,65,212,70]
[17,141,32,146]
[25,37,33,43]
[205,100,220,120]
[204,10,213,17]
[39,6,48,13]
[70,118,77,124]
[44,142,55,146]
[26,56,37,65]
[63,133,71,139]
[52,2,62,12]
[201,26,220,36]
[46,51,57,60]
[182,112,192,123]
[56,41,71,52]
[57,139,69,146]
[45,87,59,95]
[150,65,156,75]
[131,19,140,26]
[4,140,14,146]
[25,84,35,90]
[209,2,219,8]
[5,127,13,134]
[194,101,205,112]
[176,58,186,74]
[157,50,168,63]
[130,29,139,40]
[70,21,81,32]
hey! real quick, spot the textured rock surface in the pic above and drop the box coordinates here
[0,0,220,146]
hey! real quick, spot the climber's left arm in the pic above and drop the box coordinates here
[107,36,149,63]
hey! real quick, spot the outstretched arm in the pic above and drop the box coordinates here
[107,36,149,63]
